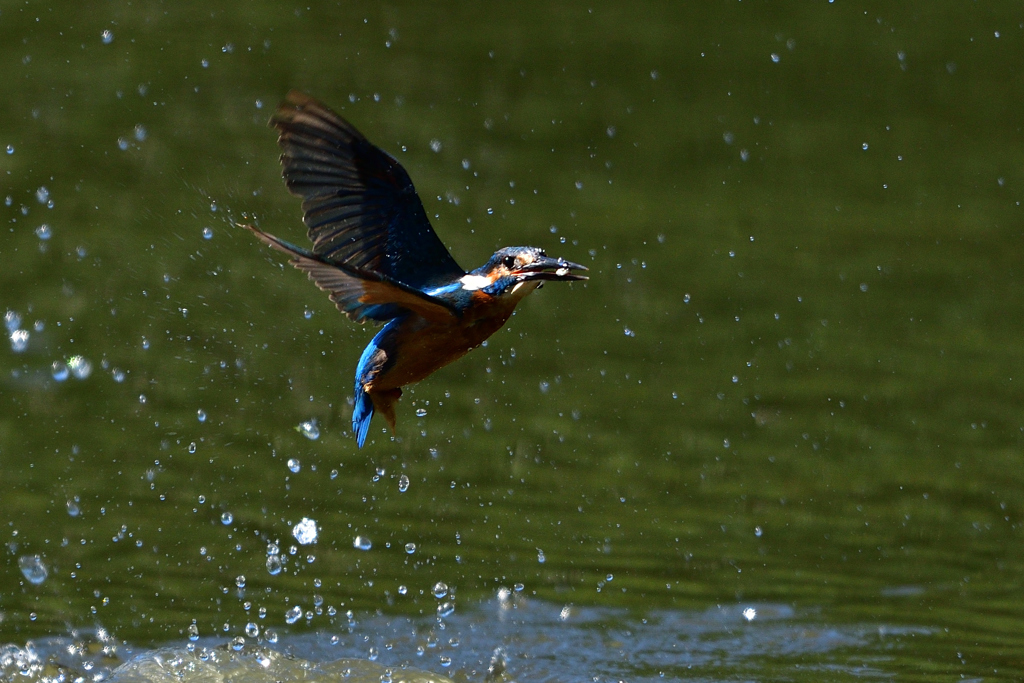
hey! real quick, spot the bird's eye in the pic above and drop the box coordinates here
[502,255,516,269]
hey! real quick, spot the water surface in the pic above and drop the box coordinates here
[2,2,1023,680]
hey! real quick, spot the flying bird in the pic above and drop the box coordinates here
[243,91,587,447]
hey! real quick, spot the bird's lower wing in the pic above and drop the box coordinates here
[242,224,458,324]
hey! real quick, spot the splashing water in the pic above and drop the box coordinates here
[292,517,318,545]
[297,419,320,440]
[18,555,48,585]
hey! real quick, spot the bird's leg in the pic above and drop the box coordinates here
[369,388,403,434]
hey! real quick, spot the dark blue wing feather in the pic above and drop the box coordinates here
[243,224,459,324]
[271,91,465,289]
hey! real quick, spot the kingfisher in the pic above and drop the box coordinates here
[242,91,587,448]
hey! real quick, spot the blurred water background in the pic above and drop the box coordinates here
[2,2,1024,681]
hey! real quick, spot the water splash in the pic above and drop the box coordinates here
[51,361,69,382]
[68,356,92,379]
[297,419,320,440]
[18,555,48,585]
[292,517,318,545]
[9,329,28,352]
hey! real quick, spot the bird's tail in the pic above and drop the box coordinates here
[352,388,374,448]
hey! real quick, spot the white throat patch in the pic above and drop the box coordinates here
[460,273,492,291]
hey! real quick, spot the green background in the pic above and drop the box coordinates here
[2,2,1024,680]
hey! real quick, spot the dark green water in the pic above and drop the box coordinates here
[3,2,1024,680]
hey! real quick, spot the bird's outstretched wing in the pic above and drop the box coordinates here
[242,224,459,324]
[271,91,465,290]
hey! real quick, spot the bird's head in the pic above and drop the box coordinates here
[462,246,588,298]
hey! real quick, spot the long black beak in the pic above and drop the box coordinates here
[513,255,589,282]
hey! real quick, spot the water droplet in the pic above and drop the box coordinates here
[292,517,318,545]
[353,535,372,551]
[743,607,757,621]
[439,656,451,667]
[862,142,869,151]
[287,458,301,473]
[3,311,20,332]
[537,549,546,564]
[111,368,126,383]
[245,622,258,638]
[5,145,13,155]
[436,601,455,618]
[220,511,233,525]
[539,380,550,394]
[197,409,207,423]
[230,636,245,651]
[367,647,379,662]
[398,585,407,595]
[398,474,410,492]
[770,53,780,63]
[66,498,80,516]
[265,629,278,644]
[265,555,283,575]
[754,526,763,537]
[134,124,147,142]
[188,442,197,454]
[187,623,199,641]
[235,575,246,588]
[101,29,114,44]
[415,407,427,417]
[18,555,48,585]
[432,582,448,599]
[35,187,49,204]
[429,139,442,153]
[404,542,416,554]
[514,582,524,592]
[284,606,302,624]
[297,419,320,440]
[9,330,28,352]
[201,226,213,240]
[141,337,149,349]
[68,355,91,379]
[138,393,147,404]
[303,308,313,319]
[51,361,69,382]
[497,586,511,603]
